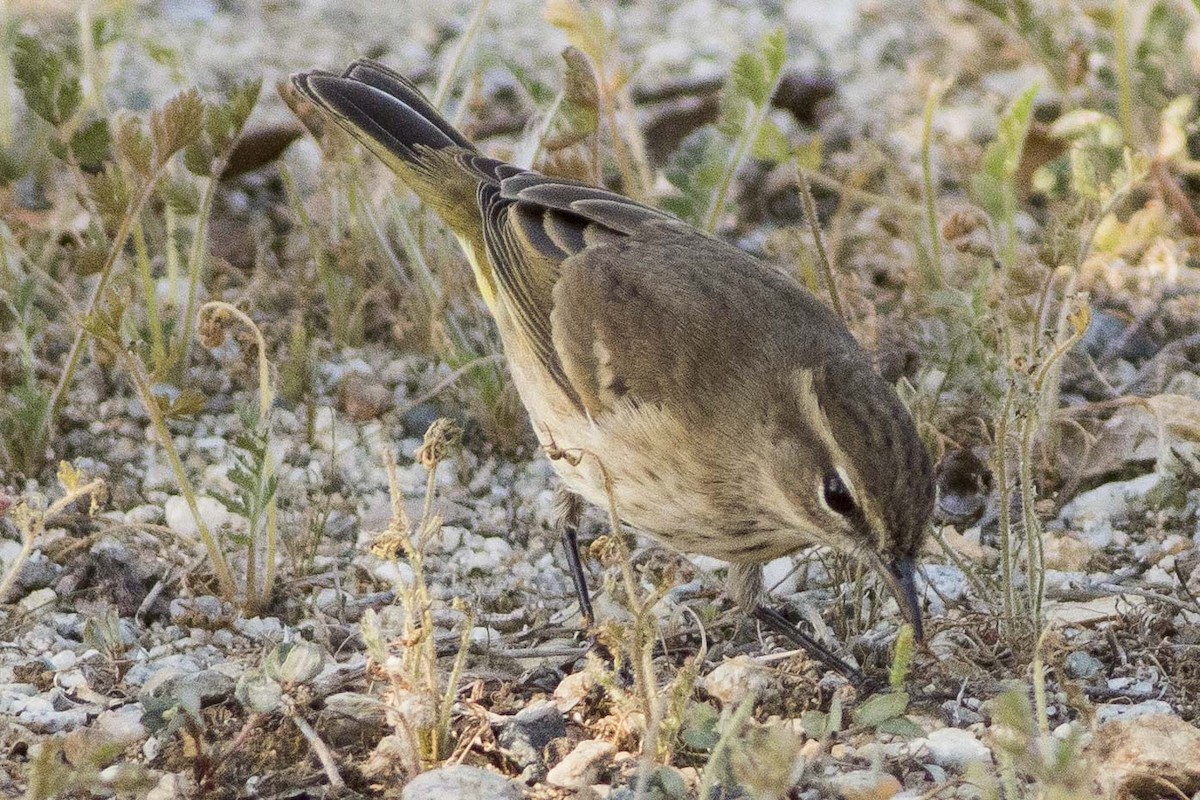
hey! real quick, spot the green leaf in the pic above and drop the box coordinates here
[70,117,112,172]
[852,691,910,728]
[751,119,790,162]
[544,46,599,151]
[875,715,927,738]
[114,115,153,179]
[235,668,282,713]
[799,710,831,738]
[971,84,1038,221]
[679,701,721,751]
[151,89,204,167]
[12,34,81,127]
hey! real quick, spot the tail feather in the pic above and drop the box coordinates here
[340,60,475,152]
[292,60,485,236]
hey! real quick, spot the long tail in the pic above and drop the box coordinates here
[291,60,486,237]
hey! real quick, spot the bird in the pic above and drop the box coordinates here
[291,58,936,681]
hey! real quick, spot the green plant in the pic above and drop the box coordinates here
[662,28,788,230]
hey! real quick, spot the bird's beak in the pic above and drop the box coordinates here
[882,557,924,642]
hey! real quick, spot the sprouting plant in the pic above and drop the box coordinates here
[663,28,788,230]
[546,0,653,199]
[198,300,280,613]
[234,641,345,793]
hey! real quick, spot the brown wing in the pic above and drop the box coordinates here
[549,220,863,419]
[475,171,675,409]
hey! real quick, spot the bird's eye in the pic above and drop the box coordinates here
[822,471,856,516]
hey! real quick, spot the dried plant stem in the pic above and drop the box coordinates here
[433,0,491,113]
[179,164,226,376]
[797,166,845,323]
[117,347,237,599]
[921,80,947,290]
[1114,0,1134,145]
[0,478,105,601]
[283,696,346,793]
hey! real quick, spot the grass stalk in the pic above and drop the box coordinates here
[116,345,237,599]
[132,216,168,369]
[921,80,947,290]
[796,165,845,323]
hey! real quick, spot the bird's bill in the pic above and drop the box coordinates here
[881,556,924,642]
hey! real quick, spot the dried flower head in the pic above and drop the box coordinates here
[415,418,461,470]
[198,304,234,349]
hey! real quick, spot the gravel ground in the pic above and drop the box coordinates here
[4,0,1200,798]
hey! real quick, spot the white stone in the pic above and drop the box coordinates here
[1095,700,1173,725]
[400,765,520,800]
[923,727,991,770]
[19,588,57,614]
[546,739,616,788]
[48,650,76,671]
[164,495,230,538]
[1059,473,1161,548]
[700,656,773,707]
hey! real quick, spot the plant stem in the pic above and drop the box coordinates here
[133,216,167,369]
[797,166,845,323]
[921,80,946,290]
[45,174,163,437]
[1114,0,1134,145]
[119,347,237,599]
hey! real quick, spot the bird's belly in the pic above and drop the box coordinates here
[508,361,788,562]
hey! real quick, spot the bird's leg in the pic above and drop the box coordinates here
[727,562,868,687]
[553,487,593,627]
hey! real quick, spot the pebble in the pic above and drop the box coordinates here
[19,588,57,614]
[496,700,568,781]
[1095,700,1173,725]
[701,655,773,706]
[829,770,903,800]
[546,739,617,788]
[400,765,522,800]
[1059,473,1160,548]
[922,728,991,770]
[1064,651,1104,680]
[163,495,231,538]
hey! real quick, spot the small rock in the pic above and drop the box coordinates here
[400,765,521,800]
[546,739,616,789]
[1045,594,1145,628]
[923,727,991,771]
[701,655,772,706]
[1095,700,1173,725]
[1059,474,1160,548]
[496,700,568,781]
[1087,714,1200,798]
[19,588,57,614]
[1063,652,1104,680]
[340,376,394,422]
[1043,535,1092,571]
[169,596,233,629]
[554,670,595,713]
[163,495,230,538]
[829,769,903,800]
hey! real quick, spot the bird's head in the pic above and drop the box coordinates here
[763,366,936,639]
